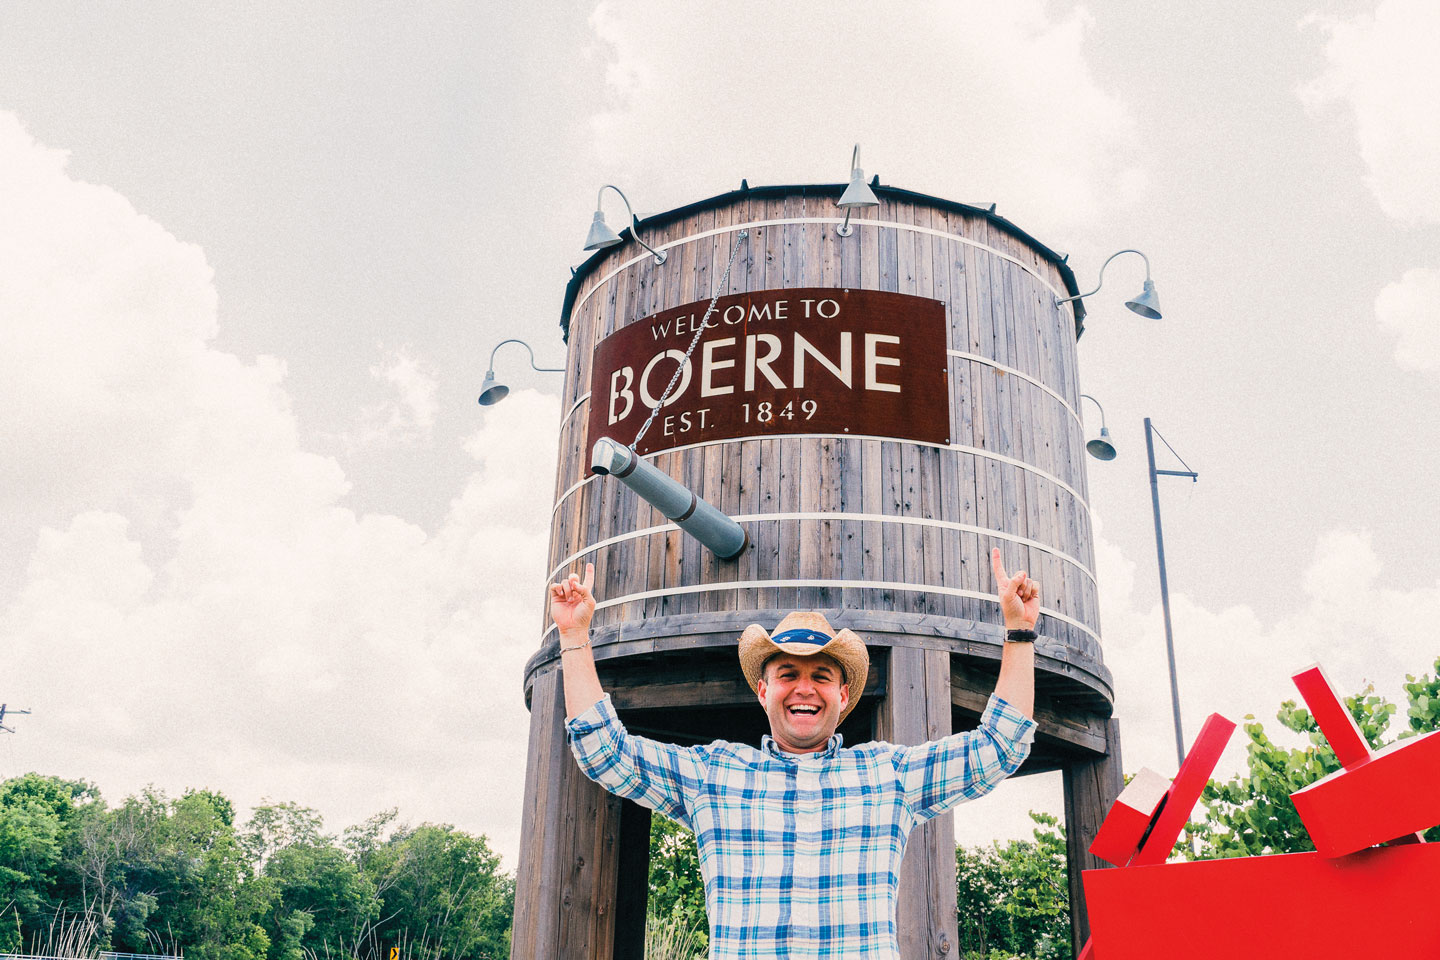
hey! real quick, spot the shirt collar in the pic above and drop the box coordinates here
[761,732,844,760]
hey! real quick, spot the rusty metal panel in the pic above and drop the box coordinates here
[587,287,950,456]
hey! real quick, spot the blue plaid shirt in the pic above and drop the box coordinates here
[567,692,1037,959]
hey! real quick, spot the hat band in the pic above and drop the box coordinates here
[773,628,831,645]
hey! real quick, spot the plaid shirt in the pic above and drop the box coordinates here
[567,692,1037,959]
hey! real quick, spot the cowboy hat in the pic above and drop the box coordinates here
[739,612,870,722]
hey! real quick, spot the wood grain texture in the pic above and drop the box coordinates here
[546,186,1104,683]
[522,187,1113,959]
[877,647,961,960]
[1063,719,1125,955]
[511,667,626,960]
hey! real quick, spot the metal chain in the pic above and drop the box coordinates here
[631,230,750,449]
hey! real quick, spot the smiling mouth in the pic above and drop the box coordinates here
[788,705,821,716]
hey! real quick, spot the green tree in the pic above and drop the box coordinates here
[0,773,95,932]
[362,823,513,960]
[0,905,22,953]
[647,814,706,950]
[956,812,1071,960]
[242,802,325,867]
[87,787,276,960]
[1197,657,1440,859]
[262,841,379,956]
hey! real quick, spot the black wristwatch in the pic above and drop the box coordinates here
[1005,628,1038,643]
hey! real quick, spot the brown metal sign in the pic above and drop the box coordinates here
[587,288,950,456]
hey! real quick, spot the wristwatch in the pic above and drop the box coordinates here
[1004,628,1038,643]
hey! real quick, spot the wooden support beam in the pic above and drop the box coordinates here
[951,660,1110,755]
[1062,718,1124,955]
[613,800,652,959]
[511,667,627,960]
[877,647,960,960]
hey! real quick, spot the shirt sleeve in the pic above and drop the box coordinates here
[566,694,708,828]
[890,693,1038,824]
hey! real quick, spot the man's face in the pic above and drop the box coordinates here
[756,652,849,755]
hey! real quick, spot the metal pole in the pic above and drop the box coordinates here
[1145,417,1194,768]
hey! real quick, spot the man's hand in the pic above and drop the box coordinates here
[991,547,1039,631]
[551,561,597,635]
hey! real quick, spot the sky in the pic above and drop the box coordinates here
[3,1,1439,871]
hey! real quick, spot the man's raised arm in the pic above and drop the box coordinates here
[991,547,1038,718]
[552,561,704,825]
[551,561,605,719]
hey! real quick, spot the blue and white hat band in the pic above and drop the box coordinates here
[772,628,829,645]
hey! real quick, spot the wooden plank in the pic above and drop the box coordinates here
[920,445,944,616]
[777,439,801,607]
[881,442,905,610]
[1063,718,1125,955]
[838,439,864,609]
[896,199,917,296]
[937,449,963,615]
[818,437,844,608]
[877,207,898,293]
[557,737,623,959]
[510,668,556,959]
[900,441,926,615]
[511,666,627,960]
[951,659,1110,755]
[877,647,960,960]
[741,436,762,599]
[799,437,822,609]
[783,193,803,289]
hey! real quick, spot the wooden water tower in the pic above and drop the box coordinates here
[511,183,1123,959]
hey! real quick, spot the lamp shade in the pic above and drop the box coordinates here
[583,211,623,251]
[1086,426,1117,461]
[1124,279,1162,320]
[477,371,510,406]
[837,171,879,209]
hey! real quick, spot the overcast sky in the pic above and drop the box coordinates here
[3,1,1439,869]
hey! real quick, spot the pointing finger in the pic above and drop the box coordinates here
[990,547,1008,585]
[582,562,595,592]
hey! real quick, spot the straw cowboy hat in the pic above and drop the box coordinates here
[739,612,870,722]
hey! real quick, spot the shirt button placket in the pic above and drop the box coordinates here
[797,758,822,940]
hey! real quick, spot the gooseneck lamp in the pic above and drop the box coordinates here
[583,185,668,265]
[478,339,564,406]
[1080,394,1117,461]
[1057,249,1163,320]
[835,144,880,237]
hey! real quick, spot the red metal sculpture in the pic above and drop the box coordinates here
[1077,663,1439,960]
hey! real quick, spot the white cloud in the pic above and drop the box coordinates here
[1374,267,1440,372]
[1095,524,1440,787]
[0,110,559,866]
[584,0,1145,240]
[1300,0,1440,224]
[345,344,439,450]
[0,110,225,515]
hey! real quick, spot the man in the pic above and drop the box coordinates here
[551,547,1039,959]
